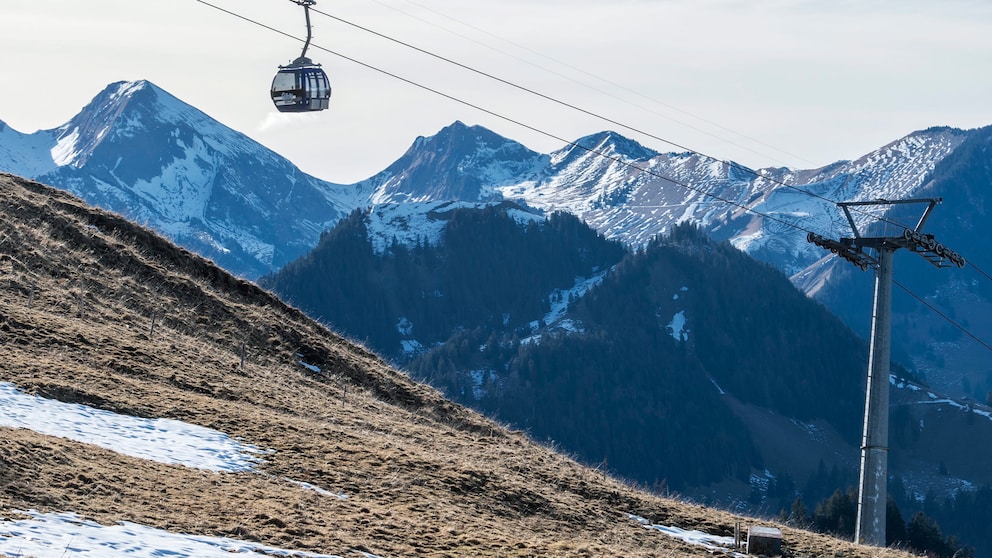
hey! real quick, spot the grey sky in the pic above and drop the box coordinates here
[2,0,991,183]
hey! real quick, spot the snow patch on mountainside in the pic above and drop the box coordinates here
[628,514,744,557]
[0,381,371,558]
[463,136,548,198]
[0,382,264,472]
[130,137,215,221]
[0,511,365,558]
[542,269,610,328]
[366,201,543,254]
[0,122,58,177]
[367,201,470,253]
[667,311,689,341]
[50,128,82,167]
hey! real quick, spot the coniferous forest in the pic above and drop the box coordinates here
[263,205,626,359]
[266,209,867,489]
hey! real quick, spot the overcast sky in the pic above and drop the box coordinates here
[2,0,991,184]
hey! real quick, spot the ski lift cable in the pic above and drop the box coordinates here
[350,0,803,169]
[201,0,992,284]
[193,0,821,239]
[893,279,992,353]
[964,258,992,284]
[305,4,927,236]
[202,0,936,242]
[385,0,819,168]
[195,0,992,354]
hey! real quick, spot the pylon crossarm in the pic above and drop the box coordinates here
[807,233,877,271]
[811,197,963,272]
[837,197,942,238]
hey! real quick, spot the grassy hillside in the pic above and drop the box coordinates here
[0,173,911,557]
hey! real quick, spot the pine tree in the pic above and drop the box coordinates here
[788,497,810,527]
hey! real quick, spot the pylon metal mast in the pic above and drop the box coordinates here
[807,198,964,547]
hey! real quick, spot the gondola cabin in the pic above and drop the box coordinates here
[271,57,331,112]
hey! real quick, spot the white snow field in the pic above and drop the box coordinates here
[0,382,364,557]
[0,382,264,472]
[0,511,356,558]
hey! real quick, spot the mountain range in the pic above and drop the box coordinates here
[1,80,974,277]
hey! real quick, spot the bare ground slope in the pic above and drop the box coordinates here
[0,173,909,557]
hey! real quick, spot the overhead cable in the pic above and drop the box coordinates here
[388,0,817,167]
[306,5,932,237]
[894,279,992,353]
[194,0,821,239]
[342,0,806,168]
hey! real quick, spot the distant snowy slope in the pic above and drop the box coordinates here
[498,131,661,215]
[365,199,543,254]
[499,127,971,275]
[0,120,58,178]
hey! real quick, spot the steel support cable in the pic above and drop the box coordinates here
[309,5,703,155]
[196,0,992,355]
[385,0,817,167]
[964,258,992,284]
[194,0,820,239]
[207,0,931,237]
[893,279,992,353]
[306,5,920,233]
[337,0,804,168]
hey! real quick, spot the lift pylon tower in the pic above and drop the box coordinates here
[807,198,964,547]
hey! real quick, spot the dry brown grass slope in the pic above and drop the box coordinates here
[0,173,909,557]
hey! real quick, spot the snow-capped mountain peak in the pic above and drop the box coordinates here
[735,126,971,274]
[0,79,350,278]
[551,130,658,166]
[52,80,154,168]
[362,121,547,205]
